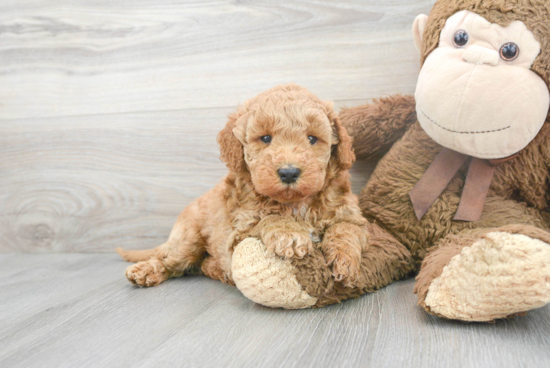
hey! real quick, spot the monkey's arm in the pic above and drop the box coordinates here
[339,95,417,160]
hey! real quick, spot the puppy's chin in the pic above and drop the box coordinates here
[255,182,323,204]
[269,187,310,203]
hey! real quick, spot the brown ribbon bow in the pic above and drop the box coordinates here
[409,148,517,222]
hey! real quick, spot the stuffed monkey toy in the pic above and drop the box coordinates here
[231,0,550,322]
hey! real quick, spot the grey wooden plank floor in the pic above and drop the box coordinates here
[1,254,549,368]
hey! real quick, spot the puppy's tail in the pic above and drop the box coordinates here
[115,247,157,263]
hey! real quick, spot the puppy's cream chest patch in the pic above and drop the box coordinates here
[292,205,308,218]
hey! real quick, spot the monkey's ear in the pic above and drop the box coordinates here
[413,14,429,53]
[217,110,247,173]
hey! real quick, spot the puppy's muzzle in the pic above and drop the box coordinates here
[278,166,301,184]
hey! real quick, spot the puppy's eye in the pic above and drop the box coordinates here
[453,30,469,48]
[260,135,272,144]
[308,136,318,145]
[500,42,520,61]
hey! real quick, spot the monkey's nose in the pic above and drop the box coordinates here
[278,166,301,184]
[462,45,500,66]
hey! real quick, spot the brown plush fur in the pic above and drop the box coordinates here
[293,221,413,307]
[330,0,550,317]
[341,95,418,160]
[117,84,370,288]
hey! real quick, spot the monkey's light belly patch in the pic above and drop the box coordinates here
[232,238,317,309]
[425,232,550,321]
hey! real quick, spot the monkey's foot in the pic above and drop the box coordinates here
[423,231,550,322]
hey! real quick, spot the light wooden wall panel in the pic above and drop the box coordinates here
[0,0,436,252]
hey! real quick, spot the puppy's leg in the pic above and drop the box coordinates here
[254,215,314,259]
[124,202,207,287]
[321,222,367,287]
[201,256,233,285]
[126,239,206,287]
[125,256,169,287]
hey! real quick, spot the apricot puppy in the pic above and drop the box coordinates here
[117,84,368,288]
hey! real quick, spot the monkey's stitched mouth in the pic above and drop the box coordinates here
[419,107,511,134]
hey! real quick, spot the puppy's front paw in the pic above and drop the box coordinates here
[263,230,314,259]
[125,259,168,287]
[325,248,361,287]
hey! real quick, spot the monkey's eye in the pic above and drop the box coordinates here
[500,42,520,61]
[260,135,272,143]
[308,136,318,145]
[453,30,469,48]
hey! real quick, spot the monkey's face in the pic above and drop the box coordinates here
[414,10,550,159]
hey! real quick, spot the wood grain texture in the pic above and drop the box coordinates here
[0,0,429,252]
[1,254,549,368]
[0,0,434,119]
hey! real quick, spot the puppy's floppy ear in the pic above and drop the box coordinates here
[327,105,355,170]
[217,110,247,173]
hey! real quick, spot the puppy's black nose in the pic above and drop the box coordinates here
[278,166,301,184]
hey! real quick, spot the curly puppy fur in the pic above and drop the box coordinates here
[117,84,368,288]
